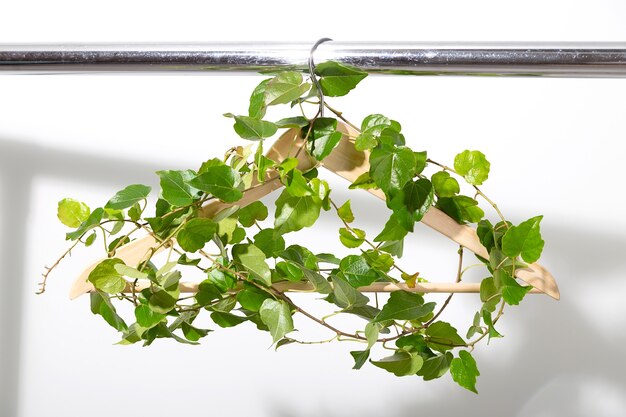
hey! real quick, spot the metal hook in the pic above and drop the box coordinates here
[308,37,333,118]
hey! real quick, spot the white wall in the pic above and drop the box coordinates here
[1,1,626,416]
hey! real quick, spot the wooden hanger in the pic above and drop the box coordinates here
[69,123,560,300]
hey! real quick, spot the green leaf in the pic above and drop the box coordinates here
[205,266,236,292]
[355,131,378,151]
[436,195,484,224]
[192,281,220,308]
[414,151,427,174]
[431,171,460,198]
[88,258,127,294]
[117,323,147,345]
[349,172,377,190]
[355,114,393,151]
[365,322,379,349]
[254,141,276,182]
[278,245,318,270]
[378,128,406,147]
[107,236,130,254]
[57,198,91,228]
[419,352,453,381]
[189,166,243,203]
[480,277,501,313]
[345,305,381,322]
[331,274,370,310]
[476,219,496,253]
[277,157,299,175]
[450,350,480,393]
[276,261,305,282]
[253,228,285,258]
[374,291,435,322]
[482,310,503,341]
[310,178,330,209]
[211,311,248,328]
[128,202,142,222]
[90,291,127,332]
[231,115,278,140]
[177,218,217,252]
[374,212,409,242]
[454,150,491,185]
[105,184,151,210]
[283,169,314,197]
[237,201,268,227]
[181,322,211,342]
[197,157,225,175]
[211,294,237,313]
[337,200,354,223]
[396,334,433,355]
[275,116,310,128]
[467,311,484,339]
[361,114,392,132]
[84,231,97,247]
[499,269,532,305]
[177,253,201,266]
[316,253,341,266]
[378,239,404,257]
[305,117,343,161]
[339,227,366,248]
[339,255,378,287]
[315,61,368,97]
[388,178,434,228]
[159,321,200,345]
[147,271,181,314]
[274,189,322,234]
[232,243,271,286]
[425,321,466,352]
[501,215,544,263]
[350,349,371,370]
[157,170,200,207]
[249,78,270,119]
[259,298,294,343]
[264,71,311,105]
[274,338,296,350]
[66,207,104,240]
[237,284,272,311]
[134,304,165,328]
[362,250,394,272]
[114,264,148,280]
[216,215,238,242]
[302,268,332,294]
[371,351,423,377]
[370,145,416,194]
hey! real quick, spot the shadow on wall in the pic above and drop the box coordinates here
[1,137,625,417]
[0,137,162,417]
[267,191,626,417]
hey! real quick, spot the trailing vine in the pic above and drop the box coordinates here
[42,62,546,393]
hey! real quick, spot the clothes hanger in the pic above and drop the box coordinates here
[69,123,560,300]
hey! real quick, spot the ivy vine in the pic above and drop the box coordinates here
[42,61,546,393]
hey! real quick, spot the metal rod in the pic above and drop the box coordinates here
[2,42,626,77]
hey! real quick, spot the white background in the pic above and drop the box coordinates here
[1,1,626,416]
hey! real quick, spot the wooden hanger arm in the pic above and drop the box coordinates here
[69,235,158,300]
[322,124,559,300]
[113,280,547,295]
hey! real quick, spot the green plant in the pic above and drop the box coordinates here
[41,62,546,393]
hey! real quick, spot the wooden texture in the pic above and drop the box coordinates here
[70,124,559,300]
[118,280,543,294]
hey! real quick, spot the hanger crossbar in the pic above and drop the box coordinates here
[2,42,626,77]
[120,280,543,294]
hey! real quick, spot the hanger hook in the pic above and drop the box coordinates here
[308,37,333,118]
